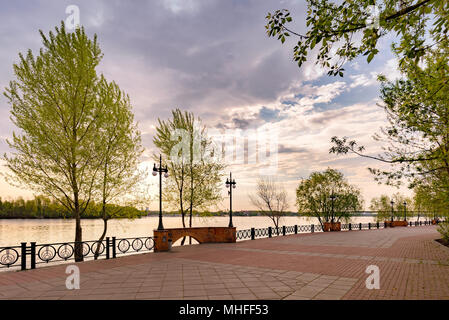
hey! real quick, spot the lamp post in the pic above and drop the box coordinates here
[225,172,236,228]
[403,201,407,222]
[390,200,395,222]
[153,154,168,231]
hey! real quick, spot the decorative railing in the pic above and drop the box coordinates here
[236,219,442,241]
[1,219,443,272]
[0,236,154,271]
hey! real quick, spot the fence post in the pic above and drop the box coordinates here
[282,226,286,236]
[349,223,352,231]
[368,223,371,230]
[268,227,272,238]
[311,225,315,233]
[112,237,117,258]
[106,237,110,259]
[384,221,387,228]
[359,223,362,230]
[294,225,298,234]
[30,242,36,270]
[377,222,379,229]
[251,228,255,240]
[21,242,27,271]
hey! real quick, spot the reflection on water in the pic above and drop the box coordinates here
[0,216,379,247]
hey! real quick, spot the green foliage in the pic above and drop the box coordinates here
[370,193,412,221]
[2,22,143,260]
[0,196,145,219]
[3,22,104,217]
[153,109,225,229]
[266,0,449,76]
[437,221,449,242]
[330,48,449,193]
[413,182,448,220]
[296,168,364,227]
[93,78,145,222]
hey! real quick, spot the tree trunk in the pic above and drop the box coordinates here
[181,210,187,245]
[189,212,192,244]
[74,207,83,262]
[189,162,193,244]
[94,218,107,260]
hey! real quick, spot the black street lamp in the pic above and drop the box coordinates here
[153,154,168,231]
[390,200,395,222]
[403,201,407,222]
[225,172,236,228]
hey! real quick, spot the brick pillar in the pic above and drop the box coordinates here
[153,230,171,252]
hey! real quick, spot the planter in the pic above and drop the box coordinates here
[323,222,341,232]
[385,220,407,227]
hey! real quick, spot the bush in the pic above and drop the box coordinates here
[437,222,449,243]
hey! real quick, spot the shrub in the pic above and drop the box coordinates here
[437,222,449,243]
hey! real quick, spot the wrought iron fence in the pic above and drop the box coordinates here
[235,219,444,242]
[0,236,154,271]
[1,219,443,272]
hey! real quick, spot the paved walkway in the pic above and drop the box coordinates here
[0,226,448,300]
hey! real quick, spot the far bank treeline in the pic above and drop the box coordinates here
[0,196,143,219]
[0,196,321,219]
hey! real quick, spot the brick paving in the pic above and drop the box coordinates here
[0,225,448,300]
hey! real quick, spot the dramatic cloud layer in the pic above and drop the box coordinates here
[0,0,411,210]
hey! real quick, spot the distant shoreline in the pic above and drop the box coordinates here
[0,212,383,220]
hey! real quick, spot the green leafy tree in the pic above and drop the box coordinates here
[91,79,146,258]
[413,182,448,221]
[370,193,412,221]
[296,168,364,229]
[330,49,449,191]
[265,0,449,76]
[3,23,109,261]
[437,221,449,243]
[153,109,224,244]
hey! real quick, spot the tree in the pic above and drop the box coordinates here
[3,23,108,261]
[249,177,289,234]
[330,49,449,191]
[92,79,145,259]
[153,109,224,244]
[265,0,449,76]
[370,193,412,221]
[296,168,363,229]
[413,182,448,221]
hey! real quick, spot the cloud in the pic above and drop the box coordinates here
[278,145,309,154]
[0,1,412,210]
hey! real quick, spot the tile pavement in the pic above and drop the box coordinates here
[0,225,448,300]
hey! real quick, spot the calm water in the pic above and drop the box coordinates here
[0,216,379,247]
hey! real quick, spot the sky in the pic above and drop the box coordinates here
[0,0,412,211]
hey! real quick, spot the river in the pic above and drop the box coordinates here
[0,215,381,247]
